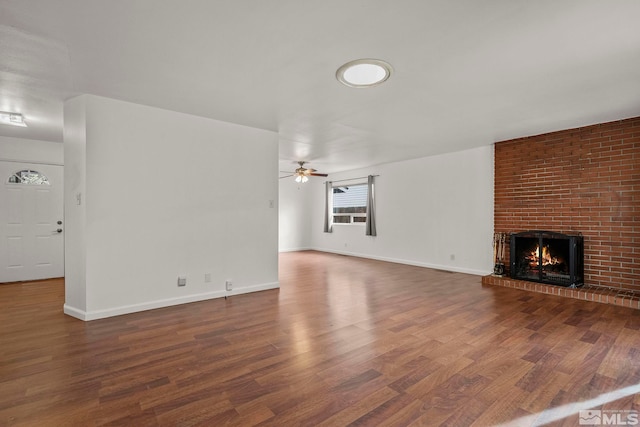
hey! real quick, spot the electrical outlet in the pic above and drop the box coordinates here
[177,276,187,287]
[204,273,211,283]
[225,280,233,291]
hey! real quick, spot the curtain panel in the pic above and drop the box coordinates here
[323,181,333,233]
[365,175,376,236]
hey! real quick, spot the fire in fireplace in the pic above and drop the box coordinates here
[510,231,584,288]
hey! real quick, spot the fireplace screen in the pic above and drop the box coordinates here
[510,231,583,288]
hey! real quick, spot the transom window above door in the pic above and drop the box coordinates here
[7,170,50,185]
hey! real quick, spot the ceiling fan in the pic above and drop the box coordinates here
[280,161,328,183]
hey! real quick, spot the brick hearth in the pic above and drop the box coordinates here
[482,275,640,310]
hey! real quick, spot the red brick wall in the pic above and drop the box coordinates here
[494,116,640,291]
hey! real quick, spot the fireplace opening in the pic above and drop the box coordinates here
[510,231,584,288]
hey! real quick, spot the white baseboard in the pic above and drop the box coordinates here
[278,247,313,253]
[312,248,491,276]
[63,304,88,320]
[63,281,280,321]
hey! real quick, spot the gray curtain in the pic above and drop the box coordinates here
[323,181,333,233]
[365,175,377,236]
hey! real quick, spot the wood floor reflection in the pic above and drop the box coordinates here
[1,251,639,426]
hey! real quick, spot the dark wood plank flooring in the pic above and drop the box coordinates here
[1,251,639,426]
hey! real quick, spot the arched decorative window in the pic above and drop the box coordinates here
[7,169,50,185]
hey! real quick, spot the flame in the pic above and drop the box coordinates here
[527,244,562,267]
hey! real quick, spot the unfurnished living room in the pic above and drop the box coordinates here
[1,2,639,426]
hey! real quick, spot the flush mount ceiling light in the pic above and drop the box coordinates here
[0,111,27,127]
[336,59,393,88]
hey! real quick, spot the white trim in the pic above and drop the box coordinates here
[63,304,87,320]
[63,281,280,321]
[312,248,491,276]
[0,158,64,166]
[331,222,366,227]
[279,246,313,253]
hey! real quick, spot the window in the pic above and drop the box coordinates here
[7,170,50,185]
[333,184,367,224]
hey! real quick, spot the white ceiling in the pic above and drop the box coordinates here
[1,1,639,175]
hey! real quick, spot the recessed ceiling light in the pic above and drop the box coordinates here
[0,111,27,127]
[336,59,393,88]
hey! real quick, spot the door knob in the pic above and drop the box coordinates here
[56,229,63,233]
[57,220,62,225]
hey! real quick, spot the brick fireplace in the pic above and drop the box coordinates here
[482,116,640,306]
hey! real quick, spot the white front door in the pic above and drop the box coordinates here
[0,161,64,283]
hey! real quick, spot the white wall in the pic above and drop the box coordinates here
[63,97,87,312]
[0,135,63,165]
[64,95,279,320]
[278,178,313,252]
[296,145,494,275]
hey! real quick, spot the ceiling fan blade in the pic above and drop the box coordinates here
[279,174,294,179]
[309,173,328,177]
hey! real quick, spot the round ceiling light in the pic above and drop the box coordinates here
[336,59,393,88]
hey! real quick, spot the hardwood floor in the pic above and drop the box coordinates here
[1,251,639,426]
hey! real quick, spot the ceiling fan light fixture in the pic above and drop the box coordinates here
[0,111,27,127]
[336,59,393,88]
[285,161,326,183]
